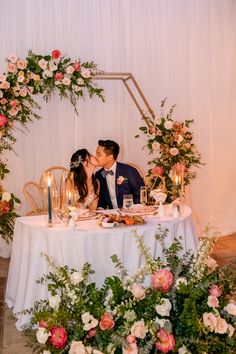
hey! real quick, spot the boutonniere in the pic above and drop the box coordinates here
[117,176,128,185]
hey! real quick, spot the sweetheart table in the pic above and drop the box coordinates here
[5,204,197,330]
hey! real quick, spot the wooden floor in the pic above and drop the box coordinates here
[0,234,235,354]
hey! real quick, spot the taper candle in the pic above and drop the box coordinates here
[47,177,52,224]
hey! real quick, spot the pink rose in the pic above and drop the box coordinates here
[131,320,148,339]
[52,50,61,59]
[203,312,217,332]
[224,303,236,316]
[155,328,175,353]
[126,335,136,344]
[74,62,81,71]
[152,166,164,176]
[7,53,18,63]
[69,340,86,354]
[149,126,156,134]
[122,343,138,354]
[38,58,48,70]
[151,269,174,292]
[169,147,179,156]
[174,162,186,174]
[55,72,63,81]
[0,114,8,127]
[87,327,96,337]
[9,100,17,107]
[81,68,91,78]
[207,295,219,308]
[209,284,222,298]
[99,312,115,330]
[66,65,75,75]
[215,317,228,334]
[9,107,19,116]
[172,122,181,130]
[131,283,146,300]
[50,327,67,349]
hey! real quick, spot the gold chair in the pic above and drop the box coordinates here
[144,174,166,205]
[23,181,46,215]
[39,166,69,208]
[125,162,146,179]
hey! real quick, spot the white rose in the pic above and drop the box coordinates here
[70,271,83,284]
[49,63,58,71]
[175,277,187,290]
[74,85,83,92]
[1,192,11,202]
[164,120,173,129]
[49,294,61,309]
[77,78,84,85]
[69,340,86,354]
[155,318,166,328]
[155,298,172,317]
[123,310,136,322]
[178,345,191,354]
[62,77,71,86]
[36,327,50,344]
[81,68,91,78]
[224,303,236,316]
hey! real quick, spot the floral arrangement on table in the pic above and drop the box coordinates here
[136,99,204,202]
[0,185,20,242]
[23,228,236,354]
[0,49,104,241]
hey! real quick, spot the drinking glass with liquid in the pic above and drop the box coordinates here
[123,194,134,211]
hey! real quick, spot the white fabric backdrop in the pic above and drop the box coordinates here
[0,0,236,236]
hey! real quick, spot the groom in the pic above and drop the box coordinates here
[95,139,144,209]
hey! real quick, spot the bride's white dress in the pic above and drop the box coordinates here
[82,191,97,209]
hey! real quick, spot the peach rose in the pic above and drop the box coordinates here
[19,88,28,97]
[215,317,228,334]
[227,324,235,337]
[207,295,219,308]
[17,59,27,70]
[152,142,160,150]
[131,320,148,339]
[209,284,222,298]
[0,80,10,90]
[0,98,7,105]
[131,283,146,300]
[62,77,71,86]
[66,65,75,75]
[152,166,164,176]
[7,62,17,73]
[9,107,19,116]
[0,74,6,82]
[38,58,48,70]
[81,68,91,78]
[99,312,115,330]
[33,74,41,81]
[151,269,174,292]
[155,328,175,353]
[202,312,217,332]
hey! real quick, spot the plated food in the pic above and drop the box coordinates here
[98,213,145,227]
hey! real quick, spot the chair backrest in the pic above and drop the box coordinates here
[144,173,166,192]
[39,166,69,192]
[125,162,146,179]
[23,181,46,215]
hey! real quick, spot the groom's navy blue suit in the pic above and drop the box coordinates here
[95,162,144,209]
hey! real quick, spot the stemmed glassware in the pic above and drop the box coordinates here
[140,186,147,212]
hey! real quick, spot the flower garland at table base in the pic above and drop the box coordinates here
[22,229,236,354]
[0,49,104,242]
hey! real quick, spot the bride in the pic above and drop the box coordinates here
[69,149,100,210]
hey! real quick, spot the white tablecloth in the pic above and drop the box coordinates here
[5,204,197,330]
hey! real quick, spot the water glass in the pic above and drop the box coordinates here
[123,194,133,211]
[140,186,147,206]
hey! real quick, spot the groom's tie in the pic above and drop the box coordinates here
[101,170,114,178]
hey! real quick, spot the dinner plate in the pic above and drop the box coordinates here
[77,211,97,221]
[121,205,156,216]
[101,221,116,228]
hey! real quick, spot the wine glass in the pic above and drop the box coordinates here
[123,194,134,212]
[140,186,147,212]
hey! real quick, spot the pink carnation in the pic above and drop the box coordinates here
[151,269,174,292]
[155,328,175,353]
